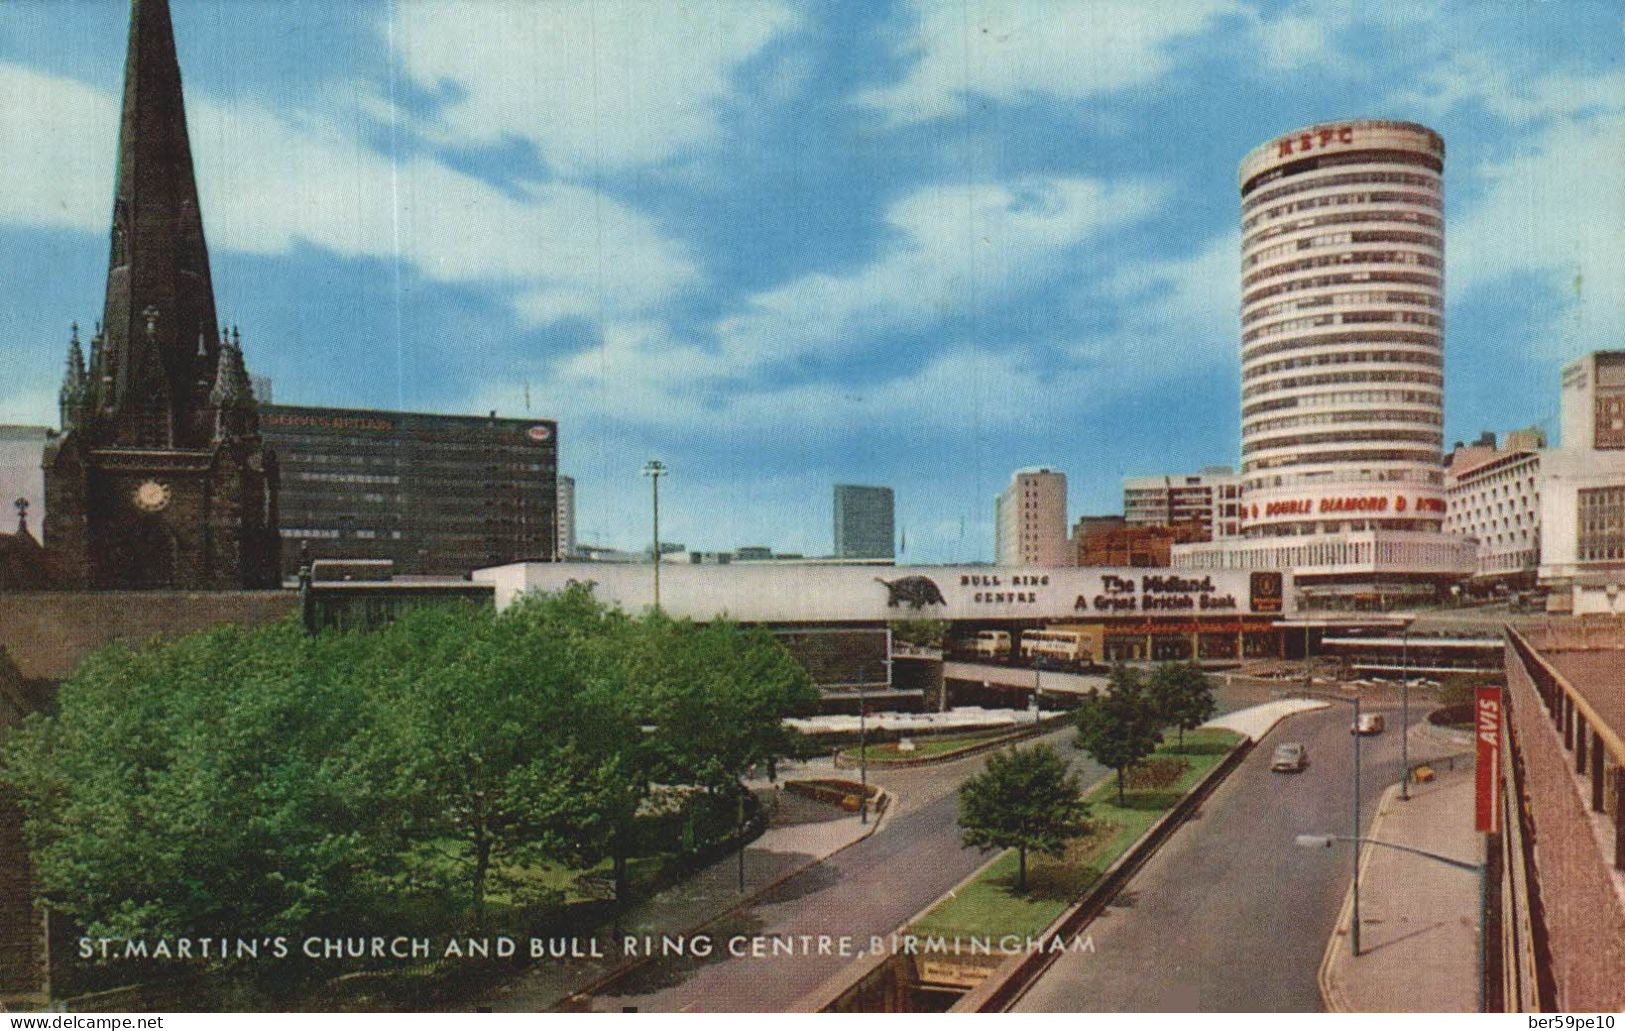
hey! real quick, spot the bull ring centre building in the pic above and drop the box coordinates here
[474,562,1294,711]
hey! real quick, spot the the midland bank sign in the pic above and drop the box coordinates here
[480,563,1293,624]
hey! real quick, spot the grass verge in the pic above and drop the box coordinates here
[908,728,1241,942]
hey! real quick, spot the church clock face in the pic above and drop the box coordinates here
[132,480,172,513]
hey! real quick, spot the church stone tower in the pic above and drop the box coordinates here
[43,0,279,589]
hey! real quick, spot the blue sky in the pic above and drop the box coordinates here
[2,0,1621,561]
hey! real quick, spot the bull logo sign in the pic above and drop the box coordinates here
[875,575,947,610]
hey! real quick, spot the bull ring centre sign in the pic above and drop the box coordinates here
[477,563,1293,624]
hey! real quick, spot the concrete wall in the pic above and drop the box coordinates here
[0,591,297,683]
[1504,638,1625,1011]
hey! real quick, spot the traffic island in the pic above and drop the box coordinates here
[798,729,1247,1012]
[833,721,1065,770]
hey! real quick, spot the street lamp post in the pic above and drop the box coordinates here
[857,674,869,825]
[1352,692,1362,956]
[641,460,666,611]
[1033,659,1042,726]
[1400,627,1411,802]
[1296,833,1487,1012]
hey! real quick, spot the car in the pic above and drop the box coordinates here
[1352,713,1385,735]
[1271,742,1309,772]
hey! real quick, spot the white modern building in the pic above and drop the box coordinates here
[1540,351,1625,612]
[1175,119,1475,606]
[1123,467,1241,540]
[0,426,49,540]
[995,467,1072,567]
[1444,431,1544,588]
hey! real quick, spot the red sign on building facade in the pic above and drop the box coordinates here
[1475,687,1503,833]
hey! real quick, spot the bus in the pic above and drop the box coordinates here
[1020,628,1093,667]
[967,630,1012,659]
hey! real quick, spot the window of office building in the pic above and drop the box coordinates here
[1577,486,1625,561]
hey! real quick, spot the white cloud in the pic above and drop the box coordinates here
[716,176,1163,368]
[1450,110,1625,358]
[860,0,1239,124]
[0,62,697,328]
[383,0,798,173]
[0,64,119,234]
[1089,230,1239,373]
[1392,55,1625,126]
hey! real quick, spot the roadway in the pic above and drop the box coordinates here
[577,686,1286,1012]
[1012,699,1423,1012]
[581,726,1108,1012]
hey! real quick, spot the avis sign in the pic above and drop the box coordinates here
[1474,687,1503,834]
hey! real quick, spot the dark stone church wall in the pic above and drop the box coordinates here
[0,591,297,684]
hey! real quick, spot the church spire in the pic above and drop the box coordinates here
[99,0,222,446]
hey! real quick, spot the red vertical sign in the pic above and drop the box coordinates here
[1475,687,1503,833]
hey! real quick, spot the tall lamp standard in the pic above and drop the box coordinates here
[641,460,667,611]
[857,669,870,825]
[1296,832,1487,1011]
[1400,624,1411,801]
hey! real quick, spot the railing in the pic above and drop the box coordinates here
[1505,626,1625,872]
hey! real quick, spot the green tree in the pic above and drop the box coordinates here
[1147,661,1217,750]
[957,745,1089,891]
[889,619,947,649]
[0,620,391,945]
[1074,665,1164,804]
[624,612,819,793]
[354,592,650,927]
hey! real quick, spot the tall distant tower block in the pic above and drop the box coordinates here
[833,485,894,560]
[995,468,1070,567]
[43,0,279,589]
[1238,121,1447,538]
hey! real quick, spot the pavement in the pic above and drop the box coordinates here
[484,773,878,1012]
[1319,762,1481,1013]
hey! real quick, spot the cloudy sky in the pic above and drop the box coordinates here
[1,0,1620,561]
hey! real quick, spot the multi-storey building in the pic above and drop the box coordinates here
[1540,351,1625,609]
[995,467,1071,566]
[1444,430,1544,588]
[1122,467,1241,540]
[260,405,557,579]
[556,475,576,560]
[833,484,895,560]
[1175,120,1475,606]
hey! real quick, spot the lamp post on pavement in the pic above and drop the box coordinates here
[641,460,666,611]
[1400,626,1411,801]
[1033,659,1043,726]
[857,671,869,825]
[1296,832,1487,1012]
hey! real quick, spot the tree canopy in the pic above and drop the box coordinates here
[1073,664,1164,804]
[0,583,819,949]
[957,744,1089,891]
[1147,661,1217,750]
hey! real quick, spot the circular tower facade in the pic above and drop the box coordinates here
[1237,120,1446,539]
